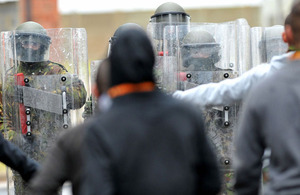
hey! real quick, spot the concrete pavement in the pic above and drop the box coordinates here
[0,181,72,195]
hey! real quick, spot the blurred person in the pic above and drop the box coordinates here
[80,27,221,195]
[29,58,111,195]
[107,23,144,56]
[82,23,143,119]
[234,1,300,194]
[172,14,291,194]
[0,133,39,182]
[92,58,112,113]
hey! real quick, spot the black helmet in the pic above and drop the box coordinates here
[13,21,51,62]
[181,30,221,70]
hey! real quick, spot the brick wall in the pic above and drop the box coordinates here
[19,0,60,28]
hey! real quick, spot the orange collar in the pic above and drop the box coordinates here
[290,51,300,60]
[108,82,155,98]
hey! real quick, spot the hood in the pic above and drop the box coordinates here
[109,28,155,87]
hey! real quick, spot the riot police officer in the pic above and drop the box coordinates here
[148,2,190,90]
[181,30,222,72]
[1,21,87,194]
[149,1,190,48]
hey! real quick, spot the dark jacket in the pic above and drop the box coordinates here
[29,121,92,195]
[81,91,221,195]
[0,133,39,182]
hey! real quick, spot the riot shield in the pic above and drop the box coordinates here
[147,20,189,91]
[83,60,102,119]
[250,25,288,67]
[0,28,89,194]
[235,18,251,75]
[163,20,251,194]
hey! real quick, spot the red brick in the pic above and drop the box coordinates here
[19,0,60,28]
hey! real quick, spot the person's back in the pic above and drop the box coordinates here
[81,27,221,195]
[263,59,300,193]
[234,2,300,194]
[87,91,220,195]
[235,55,300,195]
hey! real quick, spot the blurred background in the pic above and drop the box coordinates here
[0,0,295,61]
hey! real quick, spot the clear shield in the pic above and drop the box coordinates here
[235,18,251,75]
[83,60,102,119]
[1,28,89,194]
[163,20,251,194]
[147,20,189,90]
[250,25,288,67]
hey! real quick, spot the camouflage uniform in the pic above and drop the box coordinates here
[1,60,86,194]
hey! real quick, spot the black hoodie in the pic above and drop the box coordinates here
[109,28,155,87]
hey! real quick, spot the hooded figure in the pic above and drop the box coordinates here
[80,28,221,195]
[109,27,155,87]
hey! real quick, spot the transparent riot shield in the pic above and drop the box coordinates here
[0,28,89,195]
[250,25,287,192]
[147,21,189,91]
[250,25,288,67]
[163,20,251,194]
[235,18,251,75]
[83,60,102,119]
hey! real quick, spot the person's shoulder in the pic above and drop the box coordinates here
[246,64,285,104]
[270,51,294,64]
[57,119,96,145]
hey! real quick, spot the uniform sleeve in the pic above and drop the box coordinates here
[0,78,18,136]
[66,75,87,109]
[0,134,39,182]
[233,90,265,195]
[52,63,87,110]
[173,64,270,107]
[0,83,3,131]
[29,132,69,195]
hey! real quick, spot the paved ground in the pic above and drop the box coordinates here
[0,181,72,195]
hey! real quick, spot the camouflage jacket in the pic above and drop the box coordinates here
[0,61,87,139]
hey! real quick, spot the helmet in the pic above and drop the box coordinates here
[259,25,288,63]
[12,21,51,62]
[181,30,221,70]
[150,2,190,23]
[149,2,190,40]
[107,23,143,56]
